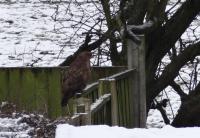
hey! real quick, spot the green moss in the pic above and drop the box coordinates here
[47,68,62,119]
[8,69,21,109]
[20,69,36,111]
[0,69,9,102]
[34,69,49,114]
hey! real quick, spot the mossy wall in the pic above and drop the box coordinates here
[0,66,126,119]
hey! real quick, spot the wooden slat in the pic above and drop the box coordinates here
[8,69,21,109]
[123,79,128,126]
[110,79,118,126]
[125,78,131,128]
[0,69,8,102]
[128,75,135,127]
[138,36,147,127]
[20,69,36,111]
[116,81,122,126]
[120,79,125,126]
[91,94,111,114]
[47,68,62,119]
[105,100,111,125]
[34,69,48,114]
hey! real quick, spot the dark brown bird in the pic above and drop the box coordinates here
[61,51,92,107]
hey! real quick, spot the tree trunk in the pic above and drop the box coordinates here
[172,94,200,127]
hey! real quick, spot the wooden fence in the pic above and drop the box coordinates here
[69,68,146,128]
[0,66,126,119]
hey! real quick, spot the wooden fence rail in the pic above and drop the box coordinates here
[69,69,145,128]
[99,69,135,128]
[90,94,111,125]
[83,82,99,103]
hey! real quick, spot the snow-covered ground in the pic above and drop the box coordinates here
[0,117,32,137]
[56,124,200,138]
[147,86,181,128]
[0,0,76,67]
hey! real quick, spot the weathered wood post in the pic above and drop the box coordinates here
[127,35,146,128]
[74,97,91,125]
[110,79,118,126]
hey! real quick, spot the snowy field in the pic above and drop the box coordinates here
[0,0,199,137]
[0,0,76,67]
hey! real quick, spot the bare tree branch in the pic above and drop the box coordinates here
[189,82,200,98]
[149,41,200,99]
[100,0,121,65]
[166,0,181,14]
[152,99,170,124]
[160,0,200,58]
[170,81,187,101]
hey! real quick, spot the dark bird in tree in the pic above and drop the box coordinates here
[61,51,92,107]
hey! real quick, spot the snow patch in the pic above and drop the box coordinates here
[56,124,200,138]
[90,94,111,111]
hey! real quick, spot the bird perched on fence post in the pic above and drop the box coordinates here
[61,51,92,107]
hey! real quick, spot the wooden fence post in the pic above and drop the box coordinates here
[127,35,146,128]
[74,97,91,125]
[110,79,118,126]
